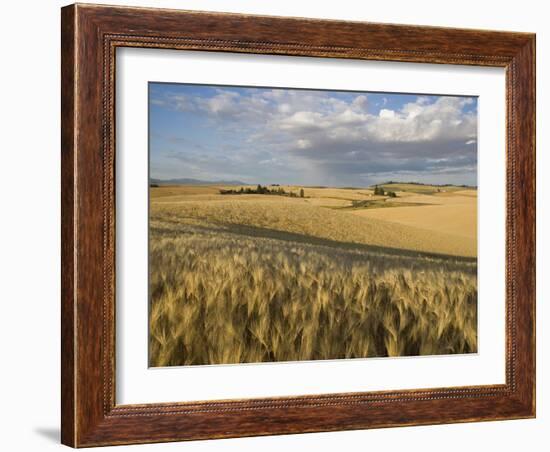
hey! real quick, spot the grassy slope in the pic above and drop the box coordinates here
[353,194,477,240]
[152,197,476,257]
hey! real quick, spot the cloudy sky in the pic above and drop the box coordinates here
[149,83,478,187]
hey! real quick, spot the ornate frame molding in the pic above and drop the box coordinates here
[62,4,535,447]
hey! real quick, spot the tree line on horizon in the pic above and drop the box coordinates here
[220,184,305,198]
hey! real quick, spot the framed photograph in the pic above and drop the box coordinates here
[61,3,535,447]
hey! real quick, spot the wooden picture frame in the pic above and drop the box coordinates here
[61,3,535,447]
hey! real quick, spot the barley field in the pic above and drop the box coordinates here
[149,184,477,366]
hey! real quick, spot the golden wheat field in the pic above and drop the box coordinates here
[148,183,478,366]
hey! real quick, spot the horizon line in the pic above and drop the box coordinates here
[150,177,477,189]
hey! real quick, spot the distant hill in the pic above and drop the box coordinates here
[372,181,477,195]
[150,178,247,186]
[374,181,477,189]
